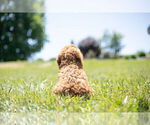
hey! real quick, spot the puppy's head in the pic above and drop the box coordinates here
[57,45,83,69]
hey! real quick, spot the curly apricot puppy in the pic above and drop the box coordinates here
[52,44,93,97]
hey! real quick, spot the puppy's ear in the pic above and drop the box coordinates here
[56,55,61,68]
[75,53,83,68]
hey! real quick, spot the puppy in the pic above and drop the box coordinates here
[52,44,93,97]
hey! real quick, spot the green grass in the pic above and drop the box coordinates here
[0,59,149,112]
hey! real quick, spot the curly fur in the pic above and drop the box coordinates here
[52,44,93,97]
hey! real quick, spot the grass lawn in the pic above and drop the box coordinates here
[0,59,149,112]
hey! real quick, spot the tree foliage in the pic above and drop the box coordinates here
[0,0,46,62]
[99,30,112,49]
[136,51,146,57]
[100,31,123,57]
[78,37,100,58]
[0,13,46,62]
[110,32,123,57]
[0,0,44,12]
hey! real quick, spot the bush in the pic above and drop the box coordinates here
[85,50,95,59]
[78,37,100,58]
[49,58,56,61]
[124,55,136,59]
[36,58,44,62]
[113,55,121,59]
[130,55,136,59]
[124,56,130,60]
[102,52,112,59]
[137,51,146,57]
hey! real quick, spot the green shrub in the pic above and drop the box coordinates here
[137,51,146,57]
[130,55,136,59]
[49,58,56,61]
[103,52,112,59]
[124,56,130,59]
[36,58,44,62]
[78,37,100,58]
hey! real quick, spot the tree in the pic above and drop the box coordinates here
[78,37,100,58]
[0,13,46,62]
[0,0,44,12]
[99,30,112,49]
[100,31,123,57]
[0,0,46,62]
[110,32,123,57]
